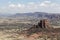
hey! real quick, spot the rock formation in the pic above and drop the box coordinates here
[20,19,60,40]
[22,19,53,36]
[37,19,53,29]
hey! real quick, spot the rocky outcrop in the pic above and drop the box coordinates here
[20,19,60,40]
[37,19,53,29]
[21,19,53,36]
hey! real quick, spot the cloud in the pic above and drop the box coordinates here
[0,1,60,13]
[9,4,17,8]
[39,1,60,13]
[17,4,22,7]
[40,1,52,7]
[44,1,51,3]
[28,2,35,5]
[8,3,25,9]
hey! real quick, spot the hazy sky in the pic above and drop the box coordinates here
[0,0,60,13]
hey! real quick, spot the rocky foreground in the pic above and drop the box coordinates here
[0,29,60,40]
[0,29,44,40]
[0,19,60,40]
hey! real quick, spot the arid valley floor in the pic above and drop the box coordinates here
[0,18,60,40]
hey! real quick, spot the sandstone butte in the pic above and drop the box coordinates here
[20,19,60,39]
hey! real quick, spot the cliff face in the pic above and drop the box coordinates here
[28,19,53,31]
[37,19,51,29]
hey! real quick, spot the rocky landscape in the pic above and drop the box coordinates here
[0,12,60,40]
[0,19,60,40]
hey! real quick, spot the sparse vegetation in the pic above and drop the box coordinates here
[0,13,60,40]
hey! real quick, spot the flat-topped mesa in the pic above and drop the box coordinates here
[37,19,53,29]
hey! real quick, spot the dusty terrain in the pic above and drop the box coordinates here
[0,19,60,40]
[0,29,40,40]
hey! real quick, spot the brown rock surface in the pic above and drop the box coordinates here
[21,19,60,39]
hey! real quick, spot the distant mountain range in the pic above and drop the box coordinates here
[8,12,60,19]
[0,12,60,19]
[0,13,12,18]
